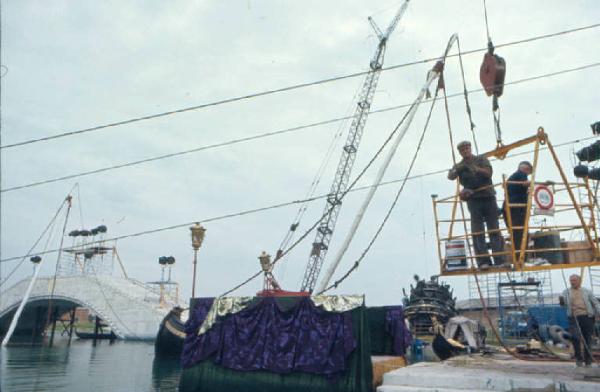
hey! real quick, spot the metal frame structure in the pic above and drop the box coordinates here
[432,128,600,276]
[300,1,410,292]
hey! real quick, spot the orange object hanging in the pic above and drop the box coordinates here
[479,48,506,97]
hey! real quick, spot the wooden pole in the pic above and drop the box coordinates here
[93,315,100,346]
[431,196,444,271]
[49,307,58,347]
[68,308,76,344]
[518,139,540,269]
[502,174,516,265]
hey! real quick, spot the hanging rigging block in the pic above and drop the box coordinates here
[480,52,506,97]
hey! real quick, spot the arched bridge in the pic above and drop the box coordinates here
[0,275,174,340]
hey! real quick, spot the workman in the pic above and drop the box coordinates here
[559,274,600,367]
[447,140,505,268]
[503,161,533,259]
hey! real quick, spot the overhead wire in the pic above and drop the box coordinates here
[220,73,432,297]
[0,189,72,286]
[3,60,600,194]
[1,23,599,150]
[0,133,597,266]
[320,73,441,293]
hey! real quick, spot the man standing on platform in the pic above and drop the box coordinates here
[503,161,532,259]
[560,274,600,367]
[447,140,505,269]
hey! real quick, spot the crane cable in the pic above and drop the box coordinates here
[274,84,362,261]
[319,36,475,293]
[320,78,441,293]
[456,37,478,154]
[219,67,436,297]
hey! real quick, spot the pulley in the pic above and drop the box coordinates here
[479,43,506,100]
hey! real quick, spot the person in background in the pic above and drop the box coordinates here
[448,140,505,269]
[559,274,600,367]
[503,161,532,260]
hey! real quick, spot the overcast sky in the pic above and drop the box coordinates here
[1,0,599,305]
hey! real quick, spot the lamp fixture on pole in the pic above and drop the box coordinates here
[190,223,206,298]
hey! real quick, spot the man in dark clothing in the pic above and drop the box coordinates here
[448,141,505,268]
[503,161,532,260]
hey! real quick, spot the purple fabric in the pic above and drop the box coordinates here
[181,297,216,367]
[181,297,356,378]
[385,306,412,355]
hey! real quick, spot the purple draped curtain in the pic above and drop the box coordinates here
[181,297,356,378]
[385,306,412,355]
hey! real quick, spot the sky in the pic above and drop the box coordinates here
[1,0,599,306]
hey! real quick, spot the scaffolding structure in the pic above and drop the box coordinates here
[432,129,600,276]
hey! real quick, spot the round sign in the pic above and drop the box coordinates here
[534,185,554,210]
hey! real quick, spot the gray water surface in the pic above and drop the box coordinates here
[0,338,181,392]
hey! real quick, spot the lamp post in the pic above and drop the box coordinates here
[190,223,206,298]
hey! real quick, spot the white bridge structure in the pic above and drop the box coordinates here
[0,275,175,340]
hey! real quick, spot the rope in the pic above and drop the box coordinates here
[0,197,68,287]
[44,196,73,328]
[2,23,599,150]
[456,37,478,154]
[319,82,441,293]
[483,0,492,43]
[220,77,429,297]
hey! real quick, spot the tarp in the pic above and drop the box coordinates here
[179,296,373,392]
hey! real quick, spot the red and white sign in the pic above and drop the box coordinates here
[533,185,554,215]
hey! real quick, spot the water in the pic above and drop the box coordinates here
[0,338,181,392]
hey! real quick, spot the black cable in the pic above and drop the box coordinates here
[220,77,428,297]
[321,77,440,293]
[0,133,597,265]
[1,23,599,150]
[3,61,600,193]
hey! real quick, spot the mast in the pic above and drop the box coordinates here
[300,1,411,293]
[315,35,457,293]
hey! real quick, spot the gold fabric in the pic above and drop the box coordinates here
[570,289,588,317]
[198,296,253,335]
[198,295,363,335]
[311,295,364,312]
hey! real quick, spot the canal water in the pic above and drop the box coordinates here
[0,338,181,392]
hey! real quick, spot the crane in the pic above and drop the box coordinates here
[300,0,411,293]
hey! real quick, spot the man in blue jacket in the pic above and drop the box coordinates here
[560,274,600,366]
[503,161,532,260]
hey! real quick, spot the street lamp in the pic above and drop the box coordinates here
[189,223,206,298]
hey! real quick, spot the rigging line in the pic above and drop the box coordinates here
[456,37,478,154]
[320,80,440,294]
[0,132,596,265]
[2,23,599,150]
[44,195,73,329]
[0,190,71,286]
[3,61,600,194]
[483,0,491,43]
[275,83,361,255]
[221,82,429,297]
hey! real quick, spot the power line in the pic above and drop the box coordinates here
[1,22,599,150]
[2,60,600,193]
[1,133,595,264]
